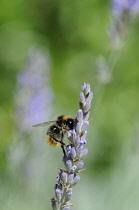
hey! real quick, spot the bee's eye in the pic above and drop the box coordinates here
[69,120,73,124]
[67,119,74,129]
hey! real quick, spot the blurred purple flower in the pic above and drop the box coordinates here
[112,0,139,18]
[109,0,139,49]
[8,47,54,187]
[128,0,139,16]
[15,47,54,132]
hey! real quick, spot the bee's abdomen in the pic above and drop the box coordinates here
[46,135,59,147]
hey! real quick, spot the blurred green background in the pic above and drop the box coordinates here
[1,0,139,210]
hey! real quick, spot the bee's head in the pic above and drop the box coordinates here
[57,115,74,131]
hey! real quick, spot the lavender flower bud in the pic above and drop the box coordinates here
[76,122,82,134]
[71,147,76,159]
[76,144,83,158]
[86,91,94,103]
[71,132,78,145]
[60,171,67,184]
[79,92,86,104]
[64,188,72,202]
[65,160,72,172]
[80,139,87,145]
[51,198,57,210]
[76,161,84,171]
[66,145,72,156]
[84,83,90,96]
[74,136,80,147]
[83,102,91,113]
[82,82,87,91]
[55,188,62,201]
[77,109,83,123]
[81,121,89,132]
[79,148,88,159]
[67,173,74,185]
[71,175,80,186]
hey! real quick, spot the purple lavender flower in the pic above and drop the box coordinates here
[112,0,139,18]
[8,47,54,183]
[15,47,54,133]
[51,83,93,209]
[65,188,72,202]
[109,0,139,49]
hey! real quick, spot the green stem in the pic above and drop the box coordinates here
[58,187,67,210]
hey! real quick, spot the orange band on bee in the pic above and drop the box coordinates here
[46,135,59,147]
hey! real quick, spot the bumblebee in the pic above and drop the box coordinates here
[32,115,74,154]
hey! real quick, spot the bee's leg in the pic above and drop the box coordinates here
[61,144,66,155]
[49,135,66,154]
[60,132,65,155]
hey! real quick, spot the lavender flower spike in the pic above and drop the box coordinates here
[112,0,139,18]
[51,83,93,209]
[109,0,139,49]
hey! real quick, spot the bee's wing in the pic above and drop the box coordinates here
[32,121,56,127]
